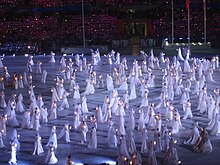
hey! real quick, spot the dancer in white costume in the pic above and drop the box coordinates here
[82,79,95,95]
[49,101,57,120]
[18,74,24,88]
[118,115,126,136]
[59,90,69,111]
[7,102,19,127]
[41,69,47,83]
[45,142,58,164]
[87,127,97,149]
[96,105,103,124]
[46,126,58,149]
[21,111,31,129]
[118,136,131,160]
[81,96,89,113]
[163,138,180,165]
[58,122,71,143]
[114,52,121,64]
[193,128,212,153]
[183,100,193,119]
[73,83,80,99]
[8,141,17,165]
[147,141,158,165]
[33,133,44,155]
[0,131,5,148]
[128,130,137,155]
[106,74,114,90]
[129,82,137,100]
[184,122,200,145]
[15,93,25,113]
[49,51,56,63]
[140,91,149,108]
[210,113,220,136]
[31,108,41,131]
[141,128,148,154]
[80,120,88,145]
[171,110,184,134]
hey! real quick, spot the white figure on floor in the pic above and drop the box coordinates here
[16,93,25,113]
[184,122,200,145]
[58,122,71,143]
[119,115,126,136]
[106,74,114,90]
[140,91,149,108]
[141,128,148,154]
[41,70,48,83]
[33,133,44,155]
[73,83,80,99]
[0,131,5,148]
[118,136,131,160]
[7,102,19,127]
[128,108,135,131]
[82,79,95,95]
[210,113,220,136]
[163,138,180,165]
[41,107,48,123]
[193,128,212,153]
[31,108,41,131]
[96,105,103,124]
[107,120,118,147]
[183,100,193,119]
[59,90,69,111]
[0,114,7,136]
[129,83,137,100]
[87,127,97,149]
[45,142,58,164]
[80,120,88,145]
[46,126,57,149]
[21,111,31,129]
[128,130,137,155]
[147,141,158,165]
[49,51,56,63]
[0,91,6,108]
[18,74,24,88]
[81,96,89,113]
[8,140,17,165]
[49,101,57,120]
[138,109,146,131]
[73,109,81,130]
[171,110,184,134]
[10,129,20,151]
[114,52,121,64]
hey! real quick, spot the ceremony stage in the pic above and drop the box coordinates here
[0,51,220,165]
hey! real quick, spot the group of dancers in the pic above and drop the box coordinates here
[0,48,219,164]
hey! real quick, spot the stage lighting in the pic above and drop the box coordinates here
[105,160,116,165]
[25,54,29,57]
[63,54,67,56]
[13,54,15,57]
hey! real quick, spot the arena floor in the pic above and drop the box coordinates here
[0,50,220,165]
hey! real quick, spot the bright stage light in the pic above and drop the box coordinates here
[63,54,67,56]
[25,54,29,57]
[13,54,16,57]
[105,160,116,165]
